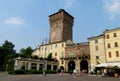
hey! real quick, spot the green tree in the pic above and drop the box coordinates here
[46,53,53,61]
[20,47,33,58]
[0,40,16,71]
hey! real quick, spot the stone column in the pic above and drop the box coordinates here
[51,64,53,70]
[37,63,39,70]
[65,61,68,71]
[28,62,31,70]
[76,59,80,71]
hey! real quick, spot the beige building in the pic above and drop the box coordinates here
[33,41,66,69]
[88,34,106,71]
[14,57,58,71]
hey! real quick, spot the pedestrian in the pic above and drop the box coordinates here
[73,69,77,78]
[102,70,105,77]
[60,69,64,76]
[43,70,46,76]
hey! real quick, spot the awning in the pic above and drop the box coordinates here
[95,63,120,68]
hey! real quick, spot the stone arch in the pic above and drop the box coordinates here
[80,60,88,73]
[68,60,75,71]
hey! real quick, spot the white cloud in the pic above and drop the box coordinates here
[5,17,24,25]
[103,0,120,20]
[64,0,73,8]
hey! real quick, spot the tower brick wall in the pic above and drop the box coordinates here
[49,9,74,43]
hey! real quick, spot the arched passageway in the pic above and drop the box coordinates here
[80,60,88,73]
[60,66,64,70]
[68,60,75,71]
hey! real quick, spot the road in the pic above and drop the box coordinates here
[0,72,120,81]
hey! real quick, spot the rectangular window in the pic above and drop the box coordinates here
[62,43,64,47]
[61,60,64,64]
[95,46,99,51]
[106,34,110,39]
[96,56,99,59]
[115,42,118,47]
[116,51,119,57]
[113,33,117,37]
[55,52,57,56]
[108,52,112,58]
[95,39,98,43]
[55,44,57,48]
[107,43,111,48]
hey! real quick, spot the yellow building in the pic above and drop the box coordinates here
[104,28,120,63]
[88,34,106,71]
[88,27,120,72]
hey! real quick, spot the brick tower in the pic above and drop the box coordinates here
[49,9,74,43]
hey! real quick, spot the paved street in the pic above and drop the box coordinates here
[0,72,120,81]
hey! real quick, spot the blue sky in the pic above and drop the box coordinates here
[1,0,120,52]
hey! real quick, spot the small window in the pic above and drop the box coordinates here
[95,46,99,51]
[108,52,112,58]
[107,43,111,48]
[95,39,98,44]
[96,56,99,59]
[55,52,57,56]
[55,44,57,48]
[106,34,110,39]
[115,42,118,47]
[45,47,47,50]
[62,60,64,64]
[113,33,117,37]
[116,51,119,57]
[62,43,64,47]
[61,60,64,64]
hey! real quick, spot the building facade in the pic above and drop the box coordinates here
[104,28,120,63]
[63,42,90,72]
[88,27,120,71]
[32,9,90,72]
[14,57,58,71]
[15,9,90,72]
[88,35,106,71]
